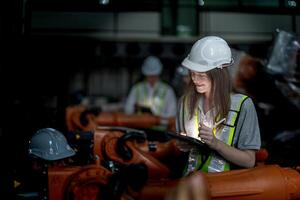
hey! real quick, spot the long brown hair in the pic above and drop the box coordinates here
[184,67,232,123]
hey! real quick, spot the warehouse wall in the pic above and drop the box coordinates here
[31,11,300,42]
[199,12,296,43]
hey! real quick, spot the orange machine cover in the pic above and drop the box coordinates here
[138,165,300,200]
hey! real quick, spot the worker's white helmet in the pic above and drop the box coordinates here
[141,56,163,75]
[182,36,233,72]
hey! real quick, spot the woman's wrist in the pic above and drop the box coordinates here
[213,139,222,151]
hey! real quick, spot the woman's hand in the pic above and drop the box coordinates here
[198,124,219,150]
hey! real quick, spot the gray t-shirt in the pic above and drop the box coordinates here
[232,97,261,150]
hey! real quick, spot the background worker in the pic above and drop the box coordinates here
[176,36,261,175]
[124,56,177,118]
[171,65,191,97]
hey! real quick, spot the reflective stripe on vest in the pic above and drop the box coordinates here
[183,94,248,174]
[136,81,168,115]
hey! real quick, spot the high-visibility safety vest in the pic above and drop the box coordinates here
[135,81,168,116]
[182,93,249,175]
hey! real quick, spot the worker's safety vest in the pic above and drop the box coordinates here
[182,94,249,175]
[136,81,168,116]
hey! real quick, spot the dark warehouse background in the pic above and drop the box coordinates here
[1,0,300,199]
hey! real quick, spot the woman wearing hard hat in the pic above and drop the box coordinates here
[176,36,261,175]
[124,56,177,118]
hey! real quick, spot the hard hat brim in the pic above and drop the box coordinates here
[182,57,216,72]
[142,69,162,76]
[182,57,234,73]
[44,150,75,161]
[29,147,75,161]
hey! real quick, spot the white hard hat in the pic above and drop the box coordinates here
[141,56,163,75]
[182,36,233,72]
[29,128,75,161]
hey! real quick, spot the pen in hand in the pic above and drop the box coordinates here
[213,118,226,128]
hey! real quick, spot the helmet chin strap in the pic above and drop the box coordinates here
[218,58,235,69]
